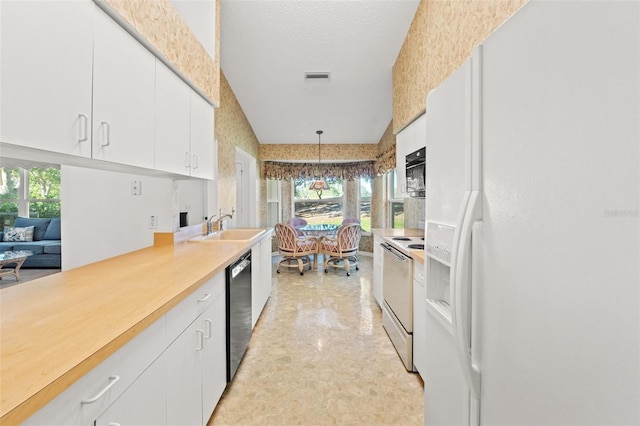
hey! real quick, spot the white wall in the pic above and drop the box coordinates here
[175,179,205,227]
[61,166,174,269]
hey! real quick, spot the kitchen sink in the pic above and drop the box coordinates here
[189,228,266,242]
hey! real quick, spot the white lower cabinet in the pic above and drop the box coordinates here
[373,236,384,306]
[24,271,227,426]
[412,261,426,377]
[165,292,226,426]
[166,315,206,426]
[201,295,227,422]
[251,234,273,329]
[261,234,273,300]
[166,273,226,426]
[23,318,166,426]
[95,355,166,426]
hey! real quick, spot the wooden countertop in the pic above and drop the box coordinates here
[371,228,425,264]
[0,230,271,425]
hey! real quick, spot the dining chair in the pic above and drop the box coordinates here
[318,223,361,276]
[287,217,308,237]
[274,223,318,275]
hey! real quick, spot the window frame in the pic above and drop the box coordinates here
[265,179,281,227]
[387,170,404,229]
[357,176,372,234]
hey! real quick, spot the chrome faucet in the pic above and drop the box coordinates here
[205,215,217,235]
[212,213,233,232]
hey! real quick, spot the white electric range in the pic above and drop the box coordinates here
[380,235,425,371]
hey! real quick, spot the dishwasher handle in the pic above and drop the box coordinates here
[381,243,409,262]
[231,259,251,279]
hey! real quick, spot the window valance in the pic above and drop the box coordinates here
[375,144,396,175]
[263,161,376,181]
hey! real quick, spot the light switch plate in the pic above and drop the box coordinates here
[131,180,142,195]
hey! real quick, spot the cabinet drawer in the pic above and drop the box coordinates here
[24,317,165,426]
[166,272,225,345]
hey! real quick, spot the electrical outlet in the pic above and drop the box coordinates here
[149,215,157,229]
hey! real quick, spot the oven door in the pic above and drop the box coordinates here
[381,243,413,332]
[406,148,426,198]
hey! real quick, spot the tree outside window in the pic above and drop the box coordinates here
[359,176,372,232]
[293,178,343,226]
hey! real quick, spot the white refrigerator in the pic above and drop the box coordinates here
[422,1,639,425]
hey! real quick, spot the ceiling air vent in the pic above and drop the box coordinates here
[305,71,331,82]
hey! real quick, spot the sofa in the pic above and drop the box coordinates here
[0,217,61,268]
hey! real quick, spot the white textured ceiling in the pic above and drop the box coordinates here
[220,0,419,144]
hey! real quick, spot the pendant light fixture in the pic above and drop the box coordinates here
[309,130,330,199]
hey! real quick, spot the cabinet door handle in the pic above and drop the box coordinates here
[197,293,211,303]
[78,114,88,142]
[192,154,199,169]
[196,329,204,351]
[204,319,212,339]
[185,151,191,169]
[81,375,120,404]
[101,121,111,147]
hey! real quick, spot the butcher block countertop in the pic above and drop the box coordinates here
[371,228,425,264]
[0,229,270,425]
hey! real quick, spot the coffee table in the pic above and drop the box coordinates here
[0,250,33,282]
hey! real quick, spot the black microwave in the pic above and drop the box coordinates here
[406,147,425,198]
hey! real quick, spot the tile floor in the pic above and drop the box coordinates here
[209,255,424,425]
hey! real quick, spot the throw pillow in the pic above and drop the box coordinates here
[2,226,35,242]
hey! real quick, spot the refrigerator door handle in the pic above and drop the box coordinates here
[451,190,482,400]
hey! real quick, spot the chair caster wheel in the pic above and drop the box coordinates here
[324,269,328,273]
[276,270,280,274]
[346,272,351,276]
[300,272,304,276]
[356,266,359,271]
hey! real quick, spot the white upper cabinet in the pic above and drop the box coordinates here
[1,1,216,178]
[155,61,192,176]
[395,113,426,197]
[92,7,156,169]
[155,60,215,179]
[0,1,93,157]
[189,92,215,180]
[395,126,410,197]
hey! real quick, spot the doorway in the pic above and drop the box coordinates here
[234,148,257,227]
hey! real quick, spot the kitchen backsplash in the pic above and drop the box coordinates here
[404,197,426,229]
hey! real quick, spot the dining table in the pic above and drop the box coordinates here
[298,223,340,237]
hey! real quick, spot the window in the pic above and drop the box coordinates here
[266,179,281,227]
[388,170,404,228]
[0,166,61,232]
[359,176,372,232]
[293,178,343,225]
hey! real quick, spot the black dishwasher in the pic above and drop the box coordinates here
[225,251,252,382]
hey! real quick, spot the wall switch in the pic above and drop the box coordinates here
[149,215,157,229]
[131,180,142,195]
